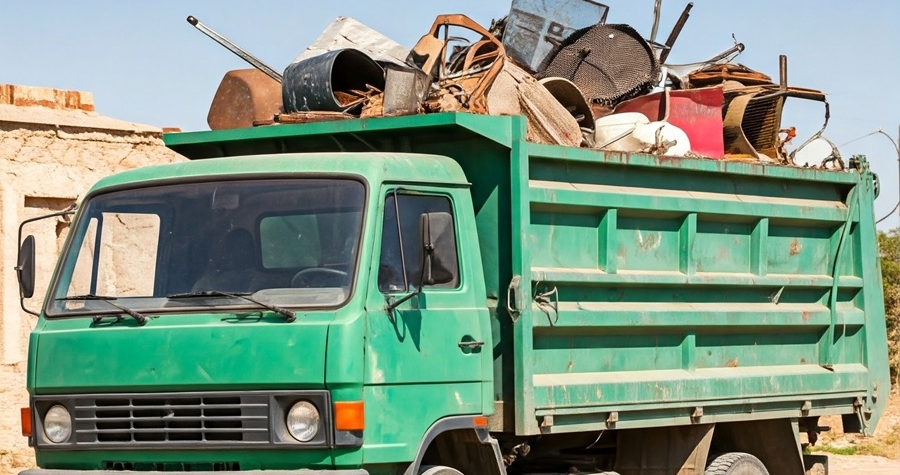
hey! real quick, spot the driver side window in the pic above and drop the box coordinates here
[379,193,457,293]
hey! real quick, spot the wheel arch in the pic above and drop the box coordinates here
[709,419,804,475]
[401,416,505,475]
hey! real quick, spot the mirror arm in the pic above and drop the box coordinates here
[385,251,431,320]
[16,204,77,249]
[386,285,421,313]
[18,300,39,318]
[16,203,77,317]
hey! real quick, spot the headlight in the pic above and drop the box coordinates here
[44,405,72,443]
[286,401,319,442]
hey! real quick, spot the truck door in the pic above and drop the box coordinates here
[363,189,486,434]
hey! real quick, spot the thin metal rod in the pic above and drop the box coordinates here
[650,0,663,46]
[187,15,283,83]
[873,126,900,224]
[877,202,899,225]
[706,42,745,64]
[658,2,693,64]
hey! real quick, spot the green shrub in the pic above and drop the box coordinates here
[878,229,900,385]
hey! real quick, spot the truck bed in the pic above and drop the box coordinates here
[166,112,889,437]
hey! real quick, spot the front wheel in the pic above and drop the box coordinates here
[419,466,464,475]
[705,452,769,475]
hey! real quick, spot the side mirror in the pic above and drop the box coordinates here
[419,212,458,286]
[16,235,36,299]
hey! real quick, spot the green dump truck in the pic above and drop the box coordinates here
[16,113,889,475]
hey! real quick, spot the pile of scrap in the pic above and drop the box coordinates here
[191,0,841,168]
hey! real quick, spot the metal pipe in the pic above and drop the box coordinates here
[779,55,788,90]
[700,42,745,65]
[650,0,663,46]
[187,15,283,83]
[658,2,693,64]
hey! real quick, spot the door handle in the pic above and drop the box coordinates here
[458,340,485,349]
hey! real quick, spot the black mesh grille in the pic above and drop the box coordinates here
[73,394,269,446]
[539,24,660,107]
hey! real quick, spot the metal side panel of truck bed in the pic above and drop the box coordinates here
[166,112,889,437]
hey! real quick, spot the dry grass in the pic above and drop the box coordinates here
[811,427,900,458]
[855,425,900,458]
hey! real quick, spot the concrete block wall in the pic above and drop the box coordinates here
[0,84,184,452]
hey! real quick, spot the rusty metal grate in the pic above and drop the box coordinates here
[72,394,270,446]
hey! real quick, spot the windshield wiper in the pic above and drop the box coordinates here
[59,294,149,326]
[167,291,297,323]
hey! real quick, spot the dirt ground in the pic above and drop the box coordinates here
[814,389,900,475]
[828,454,900,474]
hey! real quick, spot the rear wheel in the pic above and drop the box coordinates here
[705,453,769,475]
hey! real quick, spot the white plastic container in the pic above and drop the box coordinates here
[593,112,650,151]
[632,121,692,157]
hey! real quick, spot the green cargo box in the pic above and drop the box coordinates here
[167,112,889,437]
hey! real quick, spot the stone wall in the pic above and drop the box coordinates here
[0,85,184,454]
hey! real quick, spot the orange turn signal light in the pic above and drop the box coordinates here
[473,416,488,428]
[21,407,32,437]
[334,401,365,431]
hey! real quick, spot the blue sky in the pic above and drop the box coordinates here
[2,1,899,225]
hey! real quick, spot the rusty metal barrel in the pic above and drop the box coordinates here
[282,49,385,113]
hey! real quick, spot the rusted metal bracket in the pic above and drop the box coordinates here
[801,400,812,414]
[853,396,873,435]
[691,407,704,422]
[540,415,554,430]
[606,412,619,427]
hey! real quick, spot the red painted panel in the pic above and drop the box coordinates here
[616,87,725,159]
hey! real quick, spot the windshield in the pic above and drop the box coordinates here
[46,178,365,316]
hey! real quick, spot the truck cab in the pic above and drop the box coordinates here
[22,147,494,474]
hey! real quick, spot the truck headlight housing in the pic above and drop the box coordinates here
[44,405,72,443]
[286,401,319,442]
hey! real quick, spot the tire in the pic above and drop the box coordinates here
[705,452,769,475]
[419,466,464,475]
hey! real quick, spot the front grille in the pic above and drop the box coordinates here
[104,461,240,472]
[73,394,270,445]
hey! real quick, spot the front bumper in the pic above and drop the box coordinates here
[22,471,368,475]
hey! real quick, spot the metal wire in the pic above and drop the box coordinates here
[871,128,900,225]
